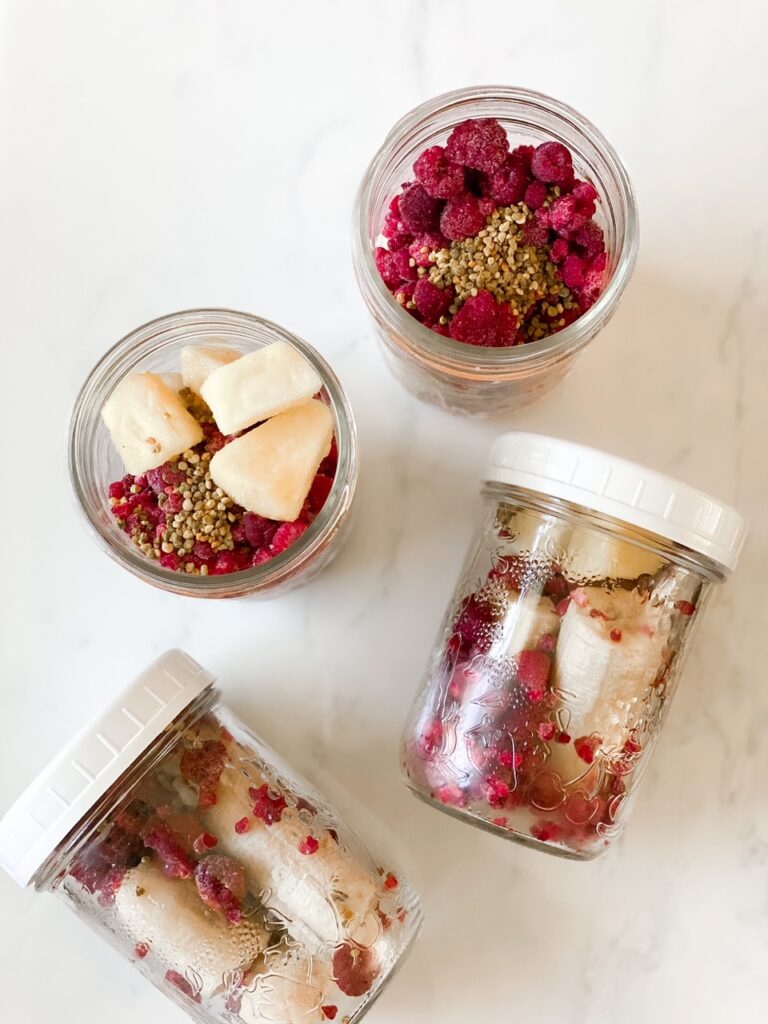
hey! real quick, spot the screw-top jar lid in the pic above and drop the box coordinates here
[486,432,747,574]
[0,650,214,887]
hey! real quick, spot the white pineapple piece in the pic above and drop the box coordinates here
[210,400,333,521]
[112,859,268,1000]
[180,345,239,395]
[101,372,203,475]
[201,341,322,435]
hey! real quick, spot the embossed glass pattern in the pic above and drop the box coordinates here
[402,483,722,859]
[39,692,420,1023]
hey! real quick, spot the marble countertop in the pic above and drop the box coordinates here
[1,1,767,1021]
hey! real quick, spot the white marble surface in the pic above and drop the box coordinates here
[1,1,767,1021]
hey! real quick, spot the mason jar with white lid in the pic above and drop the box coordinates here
[0,651,421,1023]
[402,432,747,859]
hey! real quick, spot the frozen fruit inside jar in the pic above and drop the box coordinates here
[374,115,609,347]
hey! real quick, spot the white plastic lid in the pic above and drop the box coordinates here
[486,432,747,574]
[0,650,214,887]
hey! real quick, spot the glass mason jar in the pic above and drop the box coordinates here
[0,651,421,1024]
[402,433,746,859]
[353,86,638,417]
[69,309,358,598]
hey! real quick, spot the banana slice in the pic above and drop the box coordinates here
[180,345,240,395]
[563,530,663,584]
[236,942,330,1024]
[160,372,183,392]
[201,341,322,435]
[548,587,671,782]
[209,400,333,521]
[101,372,204,475]
[112,859,268,999]
[202,765,378,952]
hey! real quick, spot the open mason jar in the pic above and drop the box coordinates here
[353,86,638,417]
[0,651,420,1024]
[402,433,746,859]
[69,309,358,598]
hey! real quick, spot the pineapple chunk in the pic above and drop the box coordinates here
[179,344,239,394]
[201,340,322,435]
[210,400,333,521]
[101,372,203,475]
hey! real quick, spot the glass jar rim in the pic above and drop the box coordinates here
[68,308,358,597]
[353,84,639,376]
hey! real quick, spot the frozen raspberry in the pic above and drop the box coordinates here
[394,280,416,308]
[319,437,338,476]
[495,302,521,346]
[408,232,448,267]
[538,722,557,742]
[486,158,529,205]
[531,141,573,184]
[574,735,602,764]
[573,220,605,259]
[524,180,548,210]
[478,197,496,217]
[108,481,126,500]
[445,118,509,174]
[234,817,250,834]
[240,513,277,549]
[382,195,413,249]
[251,549,274,566]
[573,180,598,211]
[194,856,246,923]
[492,817,509,828]
[556,731,571,744]
[440,192,486,240]
[517,649,552,701]
[530,822,562,843]
[549,194,578,233]
[271,519,308,554]
[69,822,145,898]
[299,835,320,855]
[307,473,334,514]
[550,238,570,263]
[141,820,196,879]
[210,551,240,575]
[437,784,468,807]
[449,290,499,346]
[166,970,201,1003]
[135,942,150,959]
[333,942,382,998]
[249,783,287,825]
[391,246,418,281]
[511,144,535,171]
[398,182,442,234]
[562,253,586,289]
[159,552,180,571]
[413,278,453,323]
[522,217,550,247]
[485,775,510,808]
[192,832,218,855]
[321,1007,339,1021]
[383,872,399,891]
[676,600,697,616]
[375,247,402,289]
[180,739,227,808]
[413,145,465,199]
[579,252,608,307]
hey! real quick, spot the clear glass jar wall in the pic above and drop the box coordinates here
[69,309,358,599]
[353,87,638,417]
[402,484,716,859]
[40,693,420,1023]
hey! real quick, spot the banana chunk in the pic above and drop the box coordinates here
[201,341,322,435]
[563,531,663,584]
[210,400,333,521]
[180,345,240,395]
[113,859,268,999]
[202,765,378,950]
[236,943,330,1024]
[101,372,203,475]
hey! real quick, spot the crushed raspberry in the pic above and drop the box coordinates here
[192,832,218,854]
[383,872,399,891]
[166,970,201,1003]
[538,633,557,655]
[556,731,571,744]
[531,141,573,184]
[234,817,250,834]
[523,180,548,209]
[414,277,454,323]
[417,718,444,760]
[321,1008,339,1021]
[437,784,468,807]
[180,740,227,808]
[550,237,570,263]
[249,783,287,825]
[530,821,563,843]
[399,182,441,234]
[194,856,246,923]
[299,835,320,855]
[538,722,557,742]
[414,145,465,199]
[623,735,642,755]
[499,749,524,770]
[445,118,509,174]
[332,942,382,998]
[485,775,510,808]
[135,942,150,959]
[271,519,308,555]
[610,628,623,643]
[676,600,697,616]
[517,649,552,699]
[141,819,196,879]
[574,735,602,765]
[492,816,509,828]
[440,193,487,241]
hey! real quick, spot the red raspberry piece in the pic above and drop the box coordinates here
[108,481,126,500]
[391,246,418,281]
[249,783,287,825]
[234,817,250,834]
[562,253,587,289]
[209,550,240,575]
[271,519,308,554]
[440,192,486,240]
[478,197,496,217]
[524,180,548,210]
[374,247,402,290]
[511,144,535,171]
[192,832,218,854]
[485,775,510,808]
[448,290,499,346]
[135,942,150,959]
[159,552,180,571]
[398,182,442,234]
[550,238,570,263]
[180,739,228,808]
[413,278,453,323]
[531,141,574,184]
[194,855,246,923]
[573,221,605,259]
[538,722,557,742]
[578,252,608,307]
[517,649,552,700]
[549,194,578,233]
[141,820,196,879]
[299,835,320,855]
[319,437,338,476]
[445,117,509,174]
[307,473,334,514]
[408,232,448,267]
[531,822,563,843]
[332,942,382,998]
[574,735,602,764]
[610,628,623,643]
[573,180,599,211]
[166,970,201,1004]
[383,872,399,891]
[495,302,521,346]
[413,145,465,199]
[522,217,550,247]
[321,1007,338,1021]
[486,156,529,205]
[382,195,413,249]
[676,600,697,616]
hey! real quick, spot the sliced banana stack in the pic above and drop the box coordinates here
[101,372,204,475]
[180,344,240,395]
[236,942,331,1024]
[202,763,379,952]
[112,859,269,1000]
